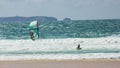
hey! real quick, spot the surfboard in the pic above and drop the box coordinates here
[76,47,82,50]
[29,21,39,40]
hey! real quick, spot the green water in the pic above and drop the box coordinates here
[0,19,120,39]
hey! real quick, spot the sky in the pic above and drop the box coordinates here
[0,0,120,20]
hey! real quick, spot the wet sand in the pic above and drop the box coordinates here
[0,60,120,68]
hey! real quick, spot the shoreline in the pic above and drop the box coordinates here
[1,58,120,61]
[0,59,120,68]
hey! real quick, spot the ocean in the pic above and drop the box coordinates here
[0,19,120,60]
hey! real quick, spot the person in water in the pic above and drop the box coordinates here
[29,30,35,41]
[77,44,82,50]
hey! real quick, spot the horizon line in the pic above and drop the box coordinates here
[0,16,120,21]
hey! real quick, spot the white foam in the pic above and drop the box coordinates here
[0,53,120,60]
[0,37,120,60]
[0,37,120,51]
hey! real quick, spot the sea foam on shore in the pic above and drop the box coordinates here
[0,37,120,60]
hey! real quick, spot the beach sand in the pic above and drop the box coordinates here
[0,60,120,68]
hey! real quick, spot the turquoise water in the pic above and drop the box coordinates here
[0,19,120,60]
[0,19,120,39]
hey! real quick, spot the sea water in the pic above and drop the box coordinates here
[0,20,120,60]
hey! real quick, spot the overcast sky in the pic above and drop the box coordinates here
[0,0,120,20]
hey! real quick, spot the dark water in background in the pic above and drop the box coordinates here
[0,19,120,39]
